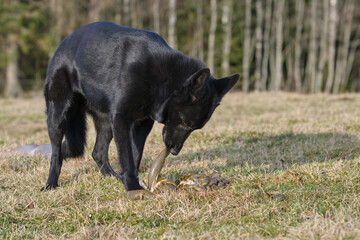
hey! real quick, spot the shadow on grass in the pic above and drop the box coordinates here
[55,132,360,184]
[166,132,360,175]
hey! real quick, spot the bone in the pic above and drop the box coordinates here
[147,147,170,192]
[126,189,154,200]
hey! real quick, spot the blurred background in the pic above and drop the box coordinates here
[0,0,359,97]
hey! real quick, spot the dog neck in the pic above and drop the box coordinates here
[151,97,170,123]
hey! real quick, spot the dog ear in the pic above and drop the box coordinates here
[211,74,239,98]
[183,68,210,98]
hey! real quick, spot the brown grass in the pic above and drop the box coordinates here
[1,92,360,239]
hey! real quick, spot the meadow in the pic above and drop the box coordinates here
[1,92,360,239]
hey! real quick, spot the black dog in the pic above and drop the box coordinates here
[43,21,239,192]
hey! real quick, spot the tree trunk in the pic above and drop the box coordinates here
[324,0,337,93]
[293,0,304,93]
[333,0,353,94]
[55,0,64,45]
[269,9,276,90]
[207,0,217,73]
[68,1,77,33]
[286,48,294,91]
[316,0,329,92]
[130,0,138,28]
[221,0,233,77]
[254,0,263,91]
[49,0,63,58]
[242,0,251,92]
[123,0,130,26]
[282,3,291,90]
[306,0,318,93]
[273,0,284,91]
[4,33,22,98]
[192,0,204,61]
[260,0,272,91]
[343,40,359,88]
[197,0,204,61]
[153,0,160,33]
[168,0,177,49]
[49,0,56,58]
[88,0,101,22]
[115,0,122,24]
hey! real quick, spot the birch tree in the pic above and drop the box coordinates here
[343,40,359,88]
[260,0,272,91]
[242,0,251,92]
[324,0,337,93]
[130,0,138,28]
[3,0,22,97]
[208,0,217,73]
[49,0,63,47]
[273,0,284,91]
[115,0,122,24]
[269,14,276,90]
[192,0,204,61]
[306,0,318,93]
[316,0,329,92]
[4,33,22,97]
[123,0,130,26]
[293,0,304,92]
[88,0,101,22]
[333,0,354,93]
[168,0,177,49]
[221,0,233,77]
[254,0,263,91]
[153,0,160,33]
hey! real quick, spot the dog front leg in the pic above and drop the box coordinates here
[131,118,154,171]
[112,114,142,191]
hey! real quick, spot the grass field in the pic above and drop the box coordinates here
[1,92,360,239]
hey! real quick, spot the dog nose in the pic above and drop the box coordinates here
[170,147,180,155]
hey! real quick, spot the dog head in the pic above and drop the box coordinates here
[162,68,239,155]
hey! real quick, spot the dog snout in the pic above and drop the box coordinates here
[165,141,181,155]
[164,137,182,155]
[162,125,187,155]
[169,146,181,155]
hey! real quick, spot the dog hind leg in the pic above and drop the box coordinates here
[43,103,70,189]
[42,68,74,190]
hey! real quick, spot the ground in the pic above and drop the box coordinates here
[0,92,360,239]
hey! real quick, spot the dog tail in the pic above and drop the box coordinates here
[61,92,87,159]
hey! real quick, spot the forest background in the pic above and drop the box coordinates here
[0,0,359,97]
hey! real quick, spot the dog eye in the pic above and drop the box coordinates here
[182,121,192,130]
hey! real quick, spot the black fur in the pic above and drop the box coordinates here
[42,21,239,192]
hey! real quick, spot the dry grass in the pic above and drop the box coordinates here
[1,92,360,239]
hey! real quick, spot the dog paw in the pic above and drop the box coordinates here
[40,183,58,191]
